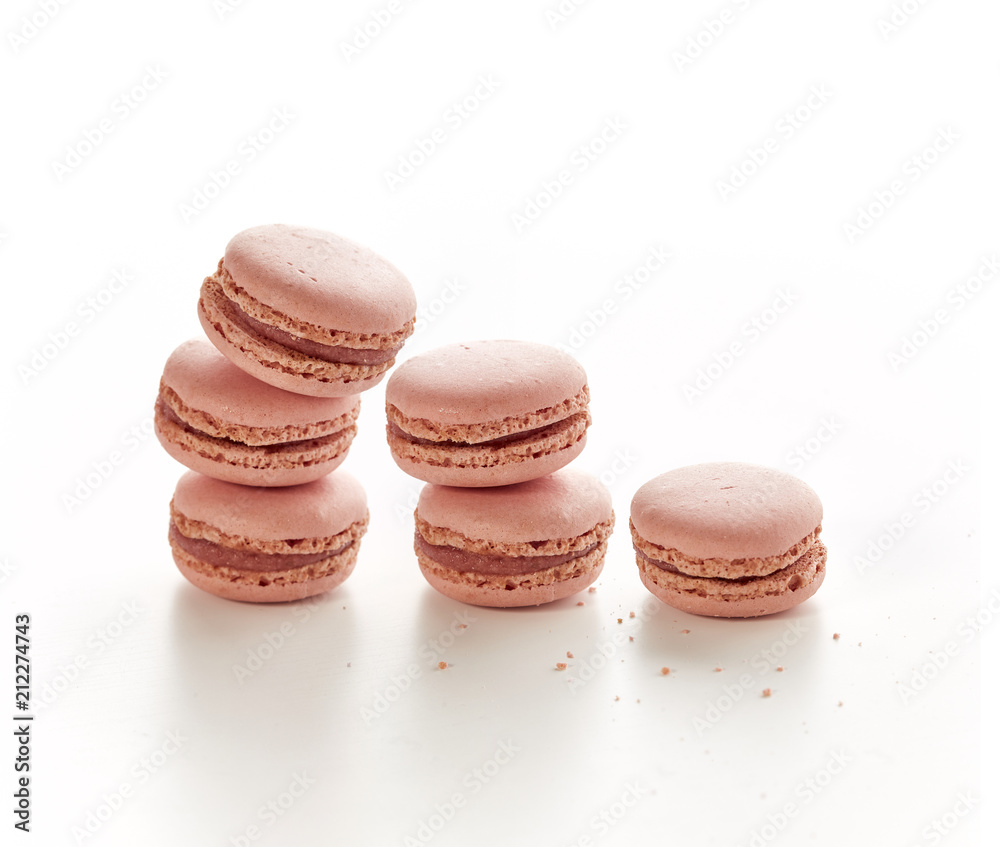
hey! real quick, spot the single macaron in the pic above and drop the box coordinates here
[414,469,614,607]
[198,224,416,397]
[169,471,368,603]
[154,339,360,487]
[630,462,826,618]
[385,340,591,487]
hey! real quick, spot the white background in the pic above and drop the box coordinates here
[2,1,996,845]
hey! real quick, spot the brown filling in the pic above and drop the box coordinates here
[156,398,345,451]
[390,418,570,448]
[415,533,597,575]
[227,295,402,365]
[170,524,351,573]
[634,546,798,585]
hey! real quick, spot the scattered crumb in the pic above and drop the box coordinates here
[636,699,641,704]
[614,696,620,701]
[566,651,574,659]
[681,629,690,634]
[576,601,584,606]
[617,618,623,624]
[838,701,844,707]
[588,587,597,593]
[438,661,448,670]
[776,666,784,672]
[459,624,468,630]
[555,662,567,671]
[660,667,671,676]
[762,688,772,698]
[713,667,723,672]
[628,636,634,642]
[347,662,351,667]
[858,642,862,647]
[833,633,840,640]
[629,611,636,619]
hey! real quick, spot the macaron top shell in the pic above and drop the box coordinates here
[630,462,822,560]
[161,339,359,428]
[387,340,587,424]
[172,471,367,541]
[224,224,416,335]
[418,469,612,543]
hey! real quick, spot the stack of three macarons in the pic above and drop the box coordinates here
[383,339,616,608]
[155,225,418,603]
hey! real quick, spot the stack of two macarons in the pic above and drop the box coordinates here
[384,340,615,607]
[155,225,417,602]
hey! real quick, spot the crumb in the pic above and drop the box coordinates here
[776,666,784,672]
[577,601,584,606]
[762,688,772,698]
[347,662,351,667]
[614,696,620,701]
[660,667,671,676]
[459,624,468,630]
[628,636,634,642]
[617,618,623,624]
[681,629,690,634]
[555,662,567,671]
[833,633,840,640]
[629,611,636,618]
[858,642,862,647]
[838,701,843,707]
[636,699,641,704]
[438,661,448,670]
[713,667,723,672]
[566,651,574,659]
[588,587,597,593]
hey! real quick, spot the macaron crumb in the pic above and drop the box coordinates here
[556,662,568,671]
[776,666,784,672]
[660,667,671,676]
[762,688,772,698]
[681,629,690,634]
[629,636,635,642]
[566,651,574,659]
[577,601,585,607]
[617,618,623,624]
[833,633,841,640]
[438,661,448,670]
[588,587,597,593]
[629,611,636,619]
[713,667,723,672]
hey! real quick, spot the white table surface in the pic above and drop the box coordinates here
[3,1,996,845]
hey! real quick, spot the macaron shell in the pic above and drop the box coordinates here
[418,469,613,544]
[172,471,367,541]
[199,291,391,397]
[630,462,823,561]
[224,224,416,335]
[385,340,587,425]
[388,429,587,487]
[161,338,359,429]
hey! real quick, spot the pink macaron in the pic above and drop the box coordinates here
[385,340,591,487]
[154,339,360,487]
[198,224,416,397]
[169,471,369,603]
[630,462,826,618]
[414,469,614,607]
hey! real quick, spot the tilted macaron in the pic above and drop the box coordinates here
[385,340,591,487]
[198,224,416,397]
[154,339,360,487]
[414,469,614,607]
[630,462,826,618]
[168,471,369,603]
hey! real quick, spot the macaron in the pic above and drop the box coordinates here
[630,462,826,618]
[198,224,416,397]
[385,340,591,487]
[414,469,614,607]
[169,471,368,603]
[154,339,360,487]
